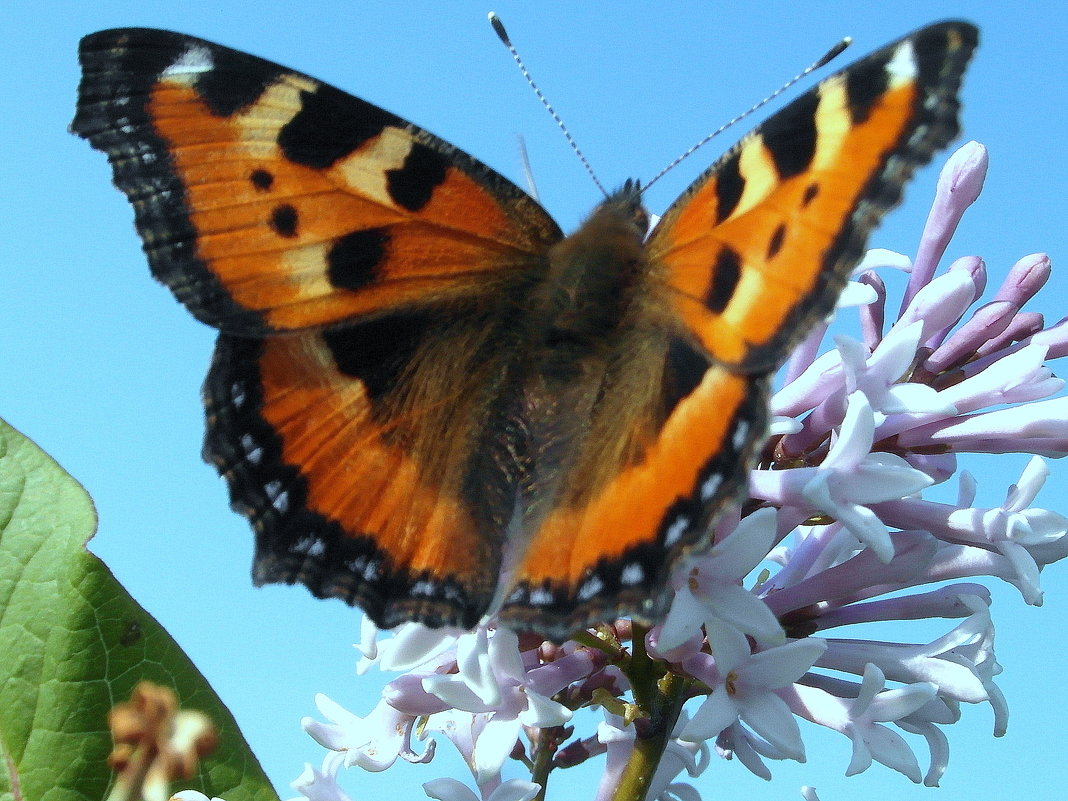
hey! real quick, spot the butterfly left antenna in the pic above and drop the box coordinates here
[489,12,609,198]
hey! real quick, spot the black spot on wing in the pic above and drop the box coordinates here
[845,54,891,125]
[386,142,449,212]
[279,84,404,169]
[327,228,390,290]
[194,44,283,116]
[802,183,820,207]
[270,204,298,238]
[323,311,434,400]
[714,150,745,223]
[704,247,742,313]
[250,169,274,191]
[760,90,819,179]
[660,338,709,417]
[767,223,787,259]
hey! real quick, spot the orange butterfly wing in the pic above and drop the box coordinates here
[74,28,562,629]
[73,28,560,334]
[651,22,978,372]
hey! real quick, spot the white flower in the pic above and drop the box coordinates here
[802,392,932,561]
[301,694,432,771]
[287,752,355,801]
[679,622,826,760]
[422,777,540,801]
[656,508,784,653]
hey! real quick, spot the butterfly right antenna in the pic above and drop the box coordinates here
[642,35,852,193]
[490,12,609,198]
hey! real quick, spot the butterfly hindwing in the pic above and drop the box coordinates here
[204,321,520,630]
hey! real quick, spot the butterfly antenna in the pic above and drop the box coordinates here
[489,12,609,198]
[643,36,852,193]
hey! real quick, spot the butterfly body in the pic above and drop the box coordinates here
[73,23,977,640]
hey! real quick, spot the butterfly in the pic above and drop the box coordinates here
[73,22,977,642]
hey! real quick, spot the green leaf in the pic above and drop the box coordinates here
[0,418,279,801]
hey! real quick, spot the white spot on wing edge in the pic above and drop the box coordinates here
[163,44,215,78]
[240,433,263,464]
[885,40,918,86]
[577,574,605,601]
[529,587,554,606]
[701,473,723,502]
[411,580,435,597]
[732,419,751,451]
[663,516,689,547]
[264,479,289,514]
[620,563,644,586]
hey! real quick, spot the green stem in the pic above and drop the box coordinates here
[530,726,561,801]
[609,624,692,801]
[570,627,625,660]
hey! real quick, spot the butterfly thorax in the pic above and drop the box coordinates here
[531,184,651,380]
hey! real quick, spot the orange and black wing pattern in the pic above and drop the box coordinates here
[497,22,978,636]
[650,23,978,373]
[74,23,977,641]
[73,28,561,630]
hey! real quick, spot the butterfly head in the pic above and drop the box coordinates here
[592,178,650,242]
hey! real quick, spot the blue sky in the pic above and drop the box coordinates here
[2,1,1066,799]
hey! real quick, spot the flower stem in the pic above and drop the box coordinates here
[610,625,691,801]
[610,672,689,801]
[530,725,563,801]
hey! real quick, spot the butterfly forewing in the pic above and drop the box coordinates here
[73,28,562,335]
[648,21,978,373]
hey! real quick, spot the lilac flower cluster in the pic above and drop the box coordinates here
[210,143,1068,801]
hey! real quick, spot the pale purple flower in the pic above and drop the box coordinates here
[712,720,789,781]
[302,694,433,771]
[654,507,784,654]
[874,458,1068,604]
[752,391,933,561]
[421,627,574,783]
[787,664,938,782]
[678,623,827,759]
[375,623,464,672]
[902,140,987,311]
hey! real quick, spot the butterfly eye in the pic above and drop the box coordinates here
[622,181,650,237]
[631,204,651,238]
